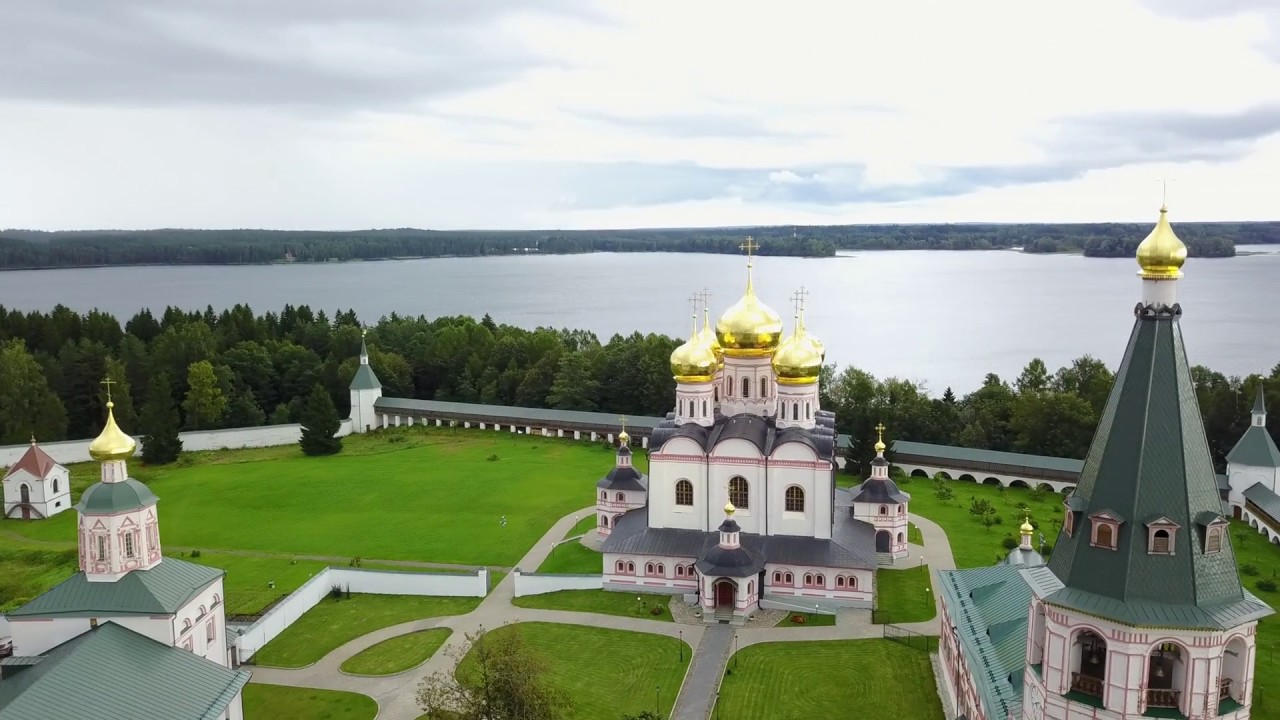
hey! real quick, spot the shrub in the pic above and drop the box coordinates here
[1002,537,1019,550]
[649,606,664,616]
[969,499,994,517]
[487,454,499,462]
[934,483,955,501]
[330,585,344,599]
[1257,579,1277,593]
[1242,564,1260,576]
[190,549,202,558]
[791,614,806,624]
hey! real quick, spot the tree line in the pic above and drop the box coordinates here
[4,220,1277,269]
[0,303,1275,471]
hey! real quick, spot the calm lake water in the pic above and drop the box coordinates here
[4,247,1279,393]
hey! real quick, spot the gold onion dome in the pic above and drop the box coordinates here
[716,275,783,357]
[670,319,717,383]
[88,401,137,462]
[874,438,887,454]
[724,502,736,516]
[617,429,630,445]
[1020,518,1034,534]
[1136,205,1187,279]
[772,319,824,385]
[697,307,723,368]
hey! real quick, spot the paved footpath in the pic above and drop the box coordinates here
[247,508,958,719]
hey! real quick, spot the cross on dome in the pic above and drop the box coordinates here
[874,423,887,454]
[100,376,115,403]
[739,236,759,262]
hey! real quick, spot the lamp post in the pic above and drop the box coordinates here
[655,685,660,714]
[678,630,684,662]
[734,632,739,669]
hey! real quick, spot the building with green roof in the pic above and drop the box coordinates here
[1227,384,1280,541]
[2,395,247,720]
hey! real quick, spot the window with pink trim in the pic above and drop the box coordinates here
[1090,516,1119,550]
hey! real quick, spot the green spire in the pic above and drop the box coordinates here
[1253,383,1268,417]
[1046,306,1271,628]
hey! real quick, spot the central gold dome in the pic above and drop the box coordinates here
[89,401,137,462]
[1136,205,1187,279]
[716,274,783,357]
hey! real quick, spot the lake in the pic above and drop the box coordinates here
[4,247,1279,393]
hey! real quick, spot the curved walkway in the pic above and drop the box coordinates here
[247,508,958,720]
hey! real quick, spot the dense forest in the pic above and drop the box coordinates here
[1,304,1276,473]
[3,220,1277,269]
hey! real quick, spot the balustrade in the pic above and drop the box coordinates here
[1146,688,1180,709]
[1219,677,1232,700]
[1070,673,1103,698]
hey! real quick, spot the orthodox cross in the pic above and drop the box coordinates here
[1154,178,1176,208]
[688,292,700,320]
[874,422,886,444]
[618,416,628,434]
[362,327,367,338]
[796,285,810,315]
[699,287,712,315]
[100,376,116,403]
[739,236,759,259]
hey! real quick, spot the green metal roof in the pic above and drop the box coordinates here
[1046,309,1268,628]
[73,478,158,514]
[1226,426,1280,468]
[349,363,382,391]
[1254,384,1268,416]
[7,558,223,618]
[374,397,665,430]
[1244,482,1280,524]
[0,622,249,720]
[891,440,1084,475]
[939,565,1033,720]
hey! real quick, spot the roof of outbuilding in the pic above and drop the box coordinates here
[73,479,158,514]
[3,443,62,481]
[597,465,647,492]
[1227,426,1280,469]
[847,477,911,505]
[1244,482,1280,523]
[939,565,1033,720]
[373,397,664,431]
[0,622,249,720]
[891,440,1084,475]
[349,363,382,391]
[7,558,223,618]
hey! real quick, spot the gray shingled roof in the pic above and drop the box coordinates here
[891,440,1084,475]
[650,413,837,459]
[1244,482,1280,525]
[1046,306,1271,629]
[349,363,381,391]
[0,622,249,720]
[8,558,223,618]
[374,397,664,431]
[596,463,647,492]
[1227,427,1280,469]
[939,565,1033,720]
[74,479,158,514]
[602,508,876,570]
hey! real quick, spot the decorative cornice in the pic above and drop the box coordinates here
[1133,302,1182,319]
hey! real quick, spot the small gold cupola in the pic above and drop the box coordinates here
[716,238,783,357]
[670,304,717,383]
[89,399,137,462]
[1136,205,1187,279]
[772,289,824,384]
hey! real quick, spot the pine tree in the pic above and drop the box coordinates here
[299,383,342,456]
[141,373,183,465]
[224,386,266,428]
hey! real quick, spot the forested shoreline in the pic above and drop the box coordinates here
[0,303,1276,471]
[2,220,1277,269]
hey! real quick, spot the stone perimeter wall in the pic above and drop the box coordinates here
[0,419,354,467]
[512,570,603,597]
[234,566,488,664]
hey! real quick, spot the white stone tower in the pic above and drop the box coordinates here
[349,330,382,433]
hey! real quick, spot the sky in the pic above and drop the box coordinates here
[2,0,1279,231]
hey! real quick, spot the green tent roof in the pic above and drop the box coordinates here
[7,558,223,618]
[1227,427,1280,469]
[73,478,158,514]
[0,622,249,720]
[939,565,1033,720]
[349,363,381,391]
[1046,306,1272,629]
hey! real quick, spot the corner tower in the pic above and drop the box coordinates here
[77,384,163,582]
[349,330,382,433]
[1023,205,1272,720]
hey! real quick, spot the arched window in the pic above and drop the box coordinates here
[836,576,845,588]
[815,574,825,586]
[656,564,665,576]
[1152,529,1171,554]
[616,560,627,573]
[600,516,610,528]
[702,400,708,416]
[773,571,782,583]
[849,576,858,590]
[760,377,768,398]
[879,505,888,516]
[1094,523,1115,550]
[212,594,221,608]
[742,377,751,398]
[804,573,813,585]
[676,565,685,577]
[96,535,107,561]
[52,478,59,493]
[675,479,694,506]
[805,401,811,419]
[792,403,799,420]
[784,572,793,584]
[600,490,607,501]
[689,400,695,417]
[616,492,625,502]
[1072,631,1108,697]
[206,620,216,643]
[785,486,804,512]
[627,561,635,573]
[729,477,749,509]
[645,562,655,574]
[182,619,192,632]
[747,580,754,595]
[897,505,904,515]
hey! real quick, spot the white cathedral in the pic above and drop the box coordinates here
[598,243,910,622]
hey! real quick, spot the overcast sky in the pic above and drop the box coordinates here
[2,0,1279,230]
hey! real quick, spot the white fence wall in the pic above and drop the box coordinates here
[235,566,486,664]
[0,420,355,468]
[0,615,11,641]
[512,570,602,597]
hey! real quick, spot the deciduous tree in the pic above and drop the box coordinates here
[416,626,571,720]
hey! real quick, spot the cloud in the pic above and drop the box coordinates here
[568,107,817,139]
[0,0,597,109]
[1140,0,1280,60]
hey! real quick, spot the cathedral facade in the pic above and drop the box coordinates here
[598,244,900,622]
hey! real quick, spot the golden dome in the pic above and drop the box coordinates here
[1020,517,1034,534]
[670,316,717,383]
[873,422,887,454]
[89,401,137,462]
[1136,205,1187,279]
[697,306,723,368]
[617,429,630,445]
[874,439,886,454]
[772,317,824,385]
[716,272,783,357]
[724,502,736,516]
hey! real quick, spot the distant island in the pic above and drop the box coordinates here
[1,222,1276,270]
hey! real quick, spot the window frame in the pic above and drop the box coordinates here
[675,479,694,506]
[784,485,805,513]
[729,476,750,509]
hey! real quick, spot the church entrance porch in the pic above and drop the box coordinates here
[714,579,736,609]
[875,530,890,553]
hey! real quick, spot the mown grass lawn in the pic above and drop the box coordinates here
[904,476,1062,568]
[457,623,690,720]
[715,639,943,719]
[773,612,836,627]
[909,521,924,546]
[340,628,453,676]
[1229,525,1280,713]
[535,541,602,574]
[252,593,480,668]
[243,683,377,720]
[0,542,78,612]
[875,565,936,624]
[511,589,673,620]
[3,427,623,567]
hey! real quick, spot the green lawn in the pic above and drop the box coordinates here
[773,612,836,627]
[457,623,690,720]
[535,541,602,574]
[252,593,480,668]
[2,427,622,566]
[0,542,78,612]
[512,589,673,621]
[908,522,924,546]
[1229,525,1280,711]
[562,514,597,539]
[715,639,943,719]
[907,479,1063,568]
[243,684,377,720]
[875,565,936,624]
[340,628,453,676]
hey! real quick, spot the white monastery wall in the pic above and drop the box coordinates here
[0,421,354,467]
[1228,463,1278,505]
[235,567,486,662]
[512,570,603,597]
[0,616,10,640]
